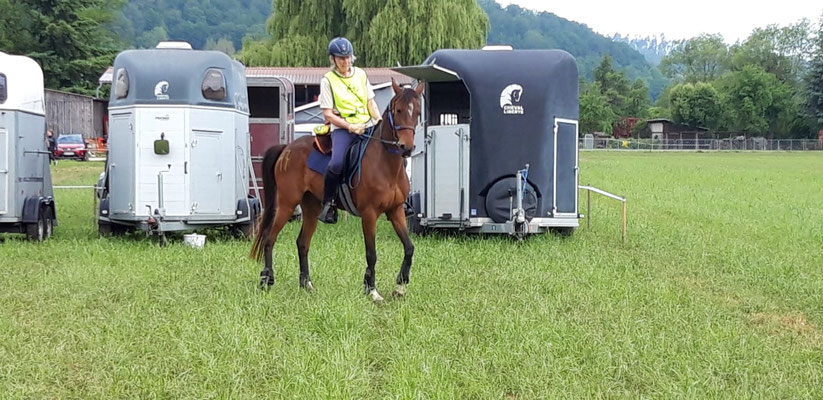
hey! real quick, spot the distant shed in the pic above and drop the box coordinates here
[44,89,107,139]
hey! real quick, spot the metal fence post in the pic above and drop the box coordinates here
[587,189,591,229]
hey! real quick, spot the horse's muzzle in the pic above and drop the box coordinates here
[401,145,414,158]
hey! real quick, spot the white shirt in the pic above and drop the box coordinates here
[319,67,377,131]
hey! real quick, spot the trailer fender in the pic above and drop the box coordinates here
[236,197,261,221]
[21,196,55,223]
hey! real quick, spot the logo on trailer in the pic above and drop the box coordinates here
[500,84,524,115]
[154,81,170,100]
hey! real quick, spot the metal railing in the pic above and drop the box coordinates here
[580,138,823,151]
[579,185,627,244]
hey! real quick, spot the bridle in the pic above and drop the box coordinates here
[373,94,416,153]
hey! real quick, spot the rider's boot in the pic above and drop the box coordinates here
[318,170,341,224]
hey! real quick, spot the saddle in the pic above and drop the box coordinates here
[306,128,375,217]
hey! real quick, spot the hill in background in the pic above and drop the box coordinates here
[116,0,666,98]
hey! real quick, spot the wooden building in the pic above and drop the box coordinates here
[44,89,107,140]
[646,118,709,141]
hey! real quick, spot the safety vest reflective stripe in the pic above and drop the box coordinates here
[325,68,371,124]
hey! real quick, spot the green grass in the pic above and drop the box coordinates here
[1,154,822,398]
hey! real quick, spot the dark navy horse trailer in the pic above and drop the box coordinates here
[396,49,580,237]
[0,52,56,241]
[99,43,257,240]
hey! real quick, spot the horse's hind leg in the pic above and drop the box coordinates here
[360,210,383,302]
[296,195,321,290]
[259,204,296,288]
[386,206,414,297]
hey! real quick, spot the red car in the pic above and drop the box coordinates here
[55,134,89,161]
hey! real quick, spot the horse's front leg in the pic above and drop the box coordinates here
[386,205,414,297]
[360,210,383,302]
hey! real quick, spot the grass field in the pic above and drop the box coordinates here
[1,153,822,398]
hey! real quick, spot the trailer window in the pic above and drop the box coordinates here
[248,86,280,119]
[202,69,226,101]
[428,81,470,125]
[0,73,7,104]
[114,68,129,99]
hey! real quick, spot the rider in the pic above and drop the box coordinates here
[317,37,382,223]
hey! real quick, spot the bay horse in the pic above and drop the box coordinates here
[251,79,424,301]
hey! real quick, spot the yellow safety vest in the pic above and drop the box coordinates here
[325,68,371,124]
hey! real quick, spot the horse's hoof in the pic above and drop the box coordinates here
[392,284,407,298]
[300,281,315,292]
[369,289,385,303]
[259,272,274,289]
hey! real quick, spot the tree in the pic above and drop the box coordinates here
[626,79,651,117]
[668,82,723,129]
[717,65,793,135]
[239,0,489,67]
[205,37,237,56]
[118,0,271,50]
[660,34,731,82]
[1,0,123,95]
[806,15,823,129]
[731,21,815,86]
[579,80,617,134]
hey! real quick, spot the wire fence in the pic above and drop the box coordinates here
[580,138,823,151]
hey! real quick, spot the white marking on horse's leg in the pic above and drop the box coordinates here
[369,289,384,303]
[392,284,406,298]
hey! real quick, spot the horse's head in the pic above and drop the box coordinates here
[385,78,424,157]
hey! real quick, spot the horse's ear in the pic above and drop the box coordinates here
[414,81,425,96]
[392,78,402,95]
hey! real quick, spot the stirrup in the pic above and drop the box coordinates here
[319,202,338,224]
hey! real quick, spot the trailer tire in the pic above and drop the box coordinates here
[407,215,427,236]
[26,213,46,242]
[43,205,54,239]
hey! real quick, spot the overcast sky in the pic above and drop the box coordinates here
[496,0,823,43]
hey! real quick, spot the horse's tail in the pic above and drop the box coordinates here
[250,144,287,260]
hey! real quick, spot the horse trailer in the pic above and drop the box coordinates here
[98,44,258,240]
[395,49,580,237]
[246,73,295,197]
[0,52,56,241]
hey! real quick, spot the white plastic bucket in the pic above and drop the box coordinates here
[182,233,206,248]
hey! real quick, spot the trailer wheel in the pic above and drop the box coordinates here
[43,206,54,239]
[26,213,46,242]
[407,215,427,236]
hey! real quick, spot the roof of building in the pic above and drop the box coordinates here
[646,118,709,131]
[99,66,414,86]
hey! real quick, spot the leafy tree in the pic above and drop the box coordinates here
[204,37,236,55]
[661,34,731,82]
[806,15,823,129]
[730,21,815,86]
[627,79,651,117]
[0,0,124,95]
[668,82,723,129]
[239,0,488,67]
[591,55,649,117]
[579,81,616,134]
[118,0,271,50]
[716,65,793,135]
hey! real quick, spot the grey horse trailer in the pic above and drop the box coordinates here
[395,48,580,237]
[0,52,56,241]
[98,43,258,241]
